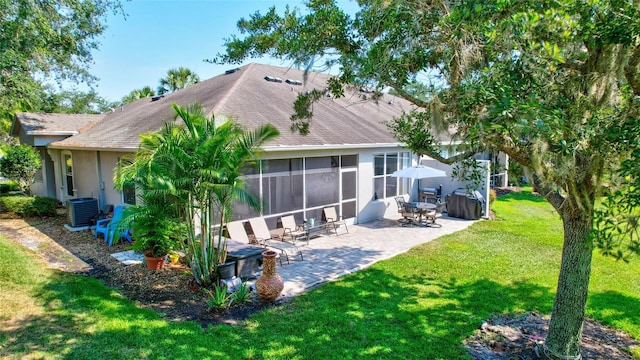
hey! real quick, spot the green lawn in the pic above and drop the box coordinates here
[1,190,639,359]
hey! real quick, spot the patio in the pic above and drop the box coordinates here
[269,214,477,299]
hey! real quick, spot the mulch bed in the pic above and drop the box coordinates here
[3,205,638,358]
[465,312,638,359]
[10,214,276,327]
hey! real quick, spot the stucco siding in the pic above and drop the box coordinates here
[28,148,57,198]
[99,152,126,208]
[71,151,99,200]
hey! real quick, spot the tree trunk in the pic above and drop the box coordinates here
[544,214,593,359]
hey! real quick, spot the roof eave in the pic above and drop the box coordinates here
[48,139,458,153]
[26,131,79,136]
[47,144,137,152]
[263,143,405,152]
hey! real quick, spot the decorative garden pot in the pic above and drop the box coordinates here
[145,255,167,270]
[255,250,284,301]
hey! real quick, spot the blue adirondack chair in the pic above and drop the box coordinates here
[95,205,132,246]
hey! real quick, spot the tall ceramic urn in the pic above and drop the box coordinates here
[255,250,284,301]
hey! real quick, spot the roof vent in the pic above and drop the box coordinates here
[264,76,283,83]
[225,68,240,74]
[151,95,164,102]
[285,79,302,85]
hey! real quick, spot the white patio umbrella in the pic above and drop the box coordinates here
[391,165,447,179]
[392,165,447,202]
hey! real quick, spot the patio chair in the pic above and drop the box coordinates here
[226,220,282,266]
[424,202,446,227]
[225,220,254,244]
[401,202,422,227]
[279,215,308,244]
[394,196,409,224]
[95,205,132,246]
[322,206,349,235]
[248,217,304,264]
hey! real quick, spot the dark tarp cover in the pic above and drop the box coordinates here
[445,189,485,220]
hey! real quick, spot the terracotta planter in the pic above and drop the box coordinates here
[145,255,167,270]
[255,250,284,301]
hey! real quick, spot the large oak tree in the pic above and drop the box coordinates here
[215,0,640,358]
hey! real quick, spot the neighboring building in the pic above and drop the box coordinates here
[12,63,476,226]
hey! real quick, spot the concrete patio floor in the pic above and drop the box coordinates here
[271,214,478,300]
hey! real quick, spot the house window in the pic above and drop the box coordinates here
[63,152,74,196]
[440,145,459,159]
[117,157,136,205]
[439,148,449,159]
[373,152,410,198]
[122,181,136,205]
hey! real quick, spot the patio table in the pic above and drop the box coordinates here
[413,202,437,211]
[300,221,329,244]
[412,202,437,225]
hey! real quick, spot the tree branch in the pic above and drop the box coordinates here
[531,173,566,212]
[425,148,481,165]
[390,85,432,109]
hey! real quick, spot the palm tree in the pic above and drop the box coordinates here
[157,67,200,95]
[121,86,156,105]
[115,103,279,286]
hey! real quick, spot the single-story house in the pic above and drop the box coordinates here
[11,63,489,227]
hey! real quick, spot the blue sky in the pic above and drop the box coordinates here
[90,0,359,102]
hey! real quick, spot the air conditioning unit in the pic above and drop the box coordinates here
[66,198,99,228]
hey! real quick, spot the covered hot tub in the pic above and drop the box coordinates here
[225,239,265,279]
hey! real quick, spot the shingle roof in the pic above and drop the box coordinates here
[49,63,419,151]
[13,112,104,136]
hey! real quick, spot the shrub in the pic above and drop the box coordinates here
[0,195,31,214]
[489,188,497,207]
[23,196,57,217]
[0,144,41,195]
[0,195,57,217]
[0,180,21,194]
[205,284,231,310]
[230,282,251,304]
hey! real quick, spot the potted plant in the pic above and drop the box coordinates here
[123,205,185,270]
[168,251,180,264]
